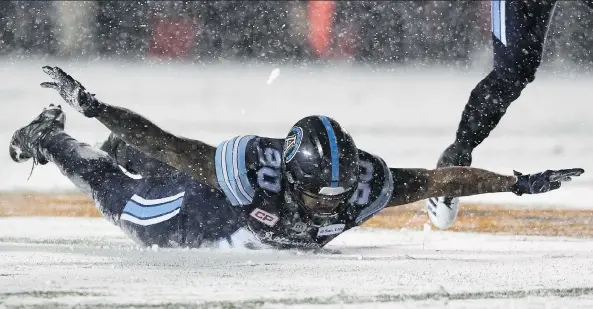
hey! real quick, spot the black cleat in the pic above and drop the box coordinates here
[436,142,473,168]
[9,104,65,165]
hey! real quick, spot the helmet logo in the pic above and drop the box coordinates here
[284,126,303,163]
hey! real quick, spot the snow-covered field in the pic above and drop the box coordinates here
[3,217,593,308]
[1,60,593,308]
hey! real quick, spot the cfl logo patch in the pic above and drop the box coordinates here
[250,208,279,227]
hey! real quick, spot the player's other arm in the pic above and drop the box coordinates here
[386,166,584,207]
[40,66,219,189]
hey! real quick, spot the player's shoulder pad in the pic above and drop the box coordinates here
[353,150,394,225]
[215,135,259,206]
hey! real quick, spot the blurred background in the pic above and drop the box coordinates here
[0,0,592,68]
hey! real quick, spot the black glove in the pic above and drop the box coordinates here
[40,66,102,118]
[511,168,584,196]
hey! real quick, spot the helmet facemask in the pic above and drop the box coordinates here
[297,186,352,215]
[285,171,356,217]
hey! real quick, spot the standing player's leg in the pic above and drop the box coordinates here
[9,105,136,223]
[440,0,557,166]
[428,0,558,229]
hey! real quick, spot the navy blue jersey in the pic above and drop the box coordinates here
[215,135,394,248]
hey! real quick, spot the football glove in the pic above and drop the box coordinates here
[511,168,584,195]
[40,66,101,118]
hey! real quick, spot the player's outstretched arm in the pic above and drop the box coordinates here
[95,104,218,185]
[40,66,219,189]
[386,166,584,207]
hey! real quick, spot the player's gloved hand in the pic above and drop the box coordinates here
[511,168,584,196]
[40,66,102,118]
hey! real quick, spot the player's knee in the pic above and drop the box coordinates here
[497,56,540,89]
[59,142,122,188]
[487,66,536,106]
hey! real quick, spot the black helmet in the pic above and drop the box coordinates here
[282,116,359,216]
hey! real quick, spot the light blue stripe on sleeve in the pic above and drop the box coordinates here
[229,136,252,204]
[215,136,258,206]
[237,135,256,200]
[224,137,250,205]
[215,139,240,206]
